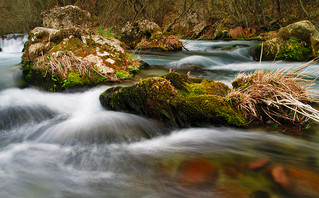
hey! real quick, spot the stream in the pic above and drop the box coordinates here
[1,35,319,198]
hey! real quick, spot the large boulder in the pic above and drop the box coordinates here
[121,20,183,51]
[99,72,247,128]
[121,20,162,42]
[255,20,318,61]
[278,20,319,57]
[42,5,92,29]
[22,6,141,91]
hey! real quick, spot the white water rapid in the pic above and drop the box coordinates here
[1,36,319,198]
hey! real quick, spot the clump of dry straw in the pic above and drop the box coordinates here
[228,58,319,128]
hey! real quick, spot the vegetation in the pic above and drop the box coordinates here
[1,0,318,35]
[256,37,313,61]
[229,59,319,131]
[100,72,247,128]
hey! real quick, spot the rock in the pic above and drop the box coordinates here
[22,6,141,91]
[0,47,2,52]
[271,166,290,189]
[278,20,319,57]
[177,158,218,188]
[99,72,247,127]
[271,166,319,197]
[255,20,318,61]
[249,157,270,170]
[42,5,92,29]
[278,20,317,45]
[229,26,256,39]
[121,19,183,51]
[121,20,162,43]
[212,23,230,40]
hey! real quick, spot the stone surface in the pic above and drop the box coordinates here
[121,19,183,51]
[42,5,91,29]
[121,20,162,42]
[22,6,141,91]
[256,20,319,60]
[177,158,218,187]
[271,166,319,197]
[279,20,319,57]
[99,72,247,127]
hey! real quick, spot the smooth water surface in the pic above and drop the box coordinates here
[1,37,319,198]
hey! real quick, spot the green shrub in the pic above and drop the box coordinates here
[276,37,312,61]
[96,25,116,39]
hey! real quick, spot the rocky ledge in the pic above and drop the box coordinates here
[22,5,141,91]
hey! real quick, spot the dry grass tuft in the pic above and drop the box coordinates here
[35,51,107,80]
[228,59,319,127]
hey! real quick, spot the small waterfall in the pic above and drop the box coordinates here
[0,34,27,53]
[0,34,28,90]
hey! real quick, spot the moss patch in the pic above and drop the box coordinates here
[255,37,313,61]
[100,72,247,128]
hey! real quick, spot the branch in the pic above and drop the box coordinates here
[165,0,196,32]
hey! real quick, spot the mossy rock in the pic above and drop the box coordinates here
[100,72,247,128]
[254,37,313,61]
[254,20,319,61]
[21,6,142,91]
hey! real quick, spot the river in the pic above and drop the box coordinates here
[1,35,319,198]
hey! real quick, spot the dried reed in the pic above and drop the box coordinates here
[35,51,106,80]
[228,58,319,127]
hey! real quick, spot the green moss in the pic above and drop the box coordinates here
[100,73,247,127]
[185,79,230,97]
[276,37,312,61]
[50,37,96,58]
[62,72,83,88]
[171,95,246,127]
[256,37,313,61]
[115,71,132,79]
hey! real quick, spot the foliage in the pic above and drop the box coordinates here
[1,0,318,35]
[276,37,312,61]
[96,25,116,39]
[257,37,313,62]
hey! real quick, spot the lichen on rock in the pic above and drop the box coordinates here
[99,72,247,128]
[22,5,141,91]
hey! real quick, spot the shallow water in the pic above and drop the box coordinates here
[1,36,319,198]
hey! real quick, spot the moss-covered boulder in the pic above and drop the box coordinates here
[99,72,247,128]
[120,20,183,51]
[254,20,318,61]
[22,6,141,91]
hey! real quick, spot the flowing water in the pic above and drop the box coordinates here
[1,36,319,198]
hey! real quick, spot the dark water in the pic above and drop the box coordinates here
[1,36,319,198]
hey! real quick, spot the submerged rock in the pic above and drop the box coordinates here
[254,20,317,61]
[22,6,141,91]
[99,72,246,128]
[121,19,183,51]
[271,166,319,197]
